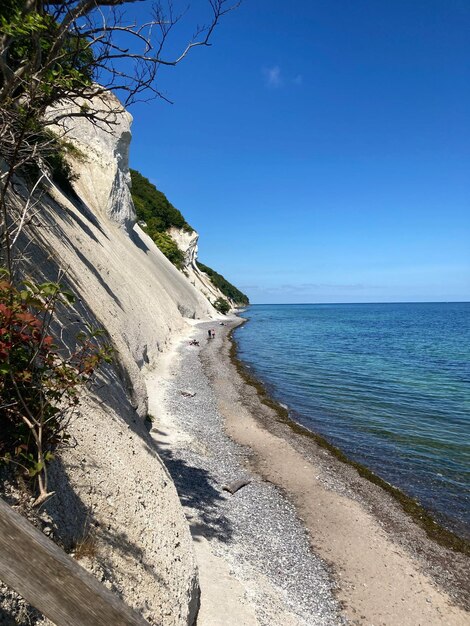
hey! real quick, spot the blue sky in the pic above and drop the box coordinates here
[125,1,469,303]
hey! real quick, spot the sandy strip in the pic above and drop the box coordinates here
[150,318,469,626]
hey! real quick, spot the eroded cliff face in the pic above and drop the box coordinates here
[168,226,232,306]
[2,92,219,625]
[48,92,136,232]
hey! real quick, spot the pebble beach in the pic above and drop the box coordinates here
[149,316,470,626]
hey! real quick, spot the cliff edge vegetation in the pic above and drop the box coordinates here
[130,169,191,269]
[197,262,249,306]
[130,169,248,309]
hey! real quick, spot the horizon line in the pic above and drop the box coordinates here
[246,300,470,306]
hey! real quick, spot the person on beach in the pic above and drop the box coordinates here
[211,329,216,338]
[208,329,212,339]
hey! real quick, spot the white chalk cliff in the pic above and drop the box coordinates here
[168,226,232,305]
[7,92,228,624]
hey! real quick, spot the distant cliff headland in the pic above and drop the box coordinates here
[129,168,249,311]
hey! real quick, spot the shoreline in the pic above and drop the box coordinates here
[153,316,469,625]
[228,320,470,555]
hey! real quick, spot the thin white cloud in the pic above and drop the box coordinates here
[262,67,303,89]
[263,65,282,88]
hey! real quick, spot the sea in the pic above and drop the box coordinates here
[234,302,470,539]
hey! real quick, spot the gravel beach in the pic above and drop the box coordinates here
[149,317,469,626]
[150,320,341,625]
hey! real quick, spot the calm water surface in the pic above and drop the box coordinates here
[234,303,470,538]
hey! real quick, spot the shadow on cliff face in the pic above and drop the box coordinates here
[49,177,108,241]
[0,605,16,626]
[155,438,233,544]
[63,240,124,310]
[27,195,124,311]
[42,457,99,553]
[129,227,151,255]
[44,457,167,590]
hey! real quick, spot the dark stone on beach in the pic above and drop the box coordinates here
[223,479,252,495]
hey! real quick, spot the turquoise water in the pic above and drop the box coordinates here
[234,303,470,539]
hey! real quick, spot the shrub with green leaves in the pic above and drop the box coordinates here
[0,273,112,505]
[213,297,230,314]
[130,169,193,233]
[151,232,185,269]
[130,169,192,268]
[0,0,94,104]
[197,262,249,305]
